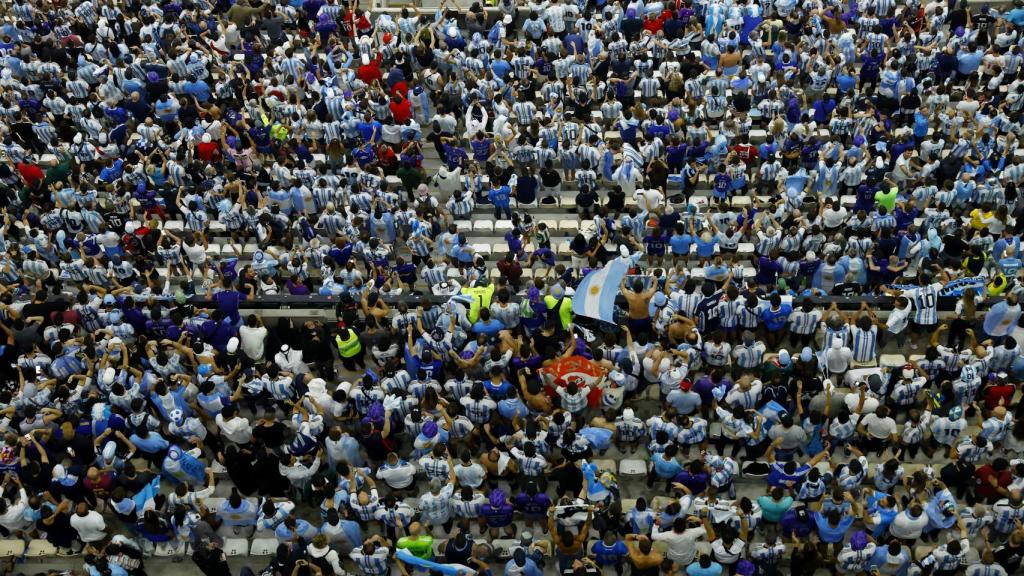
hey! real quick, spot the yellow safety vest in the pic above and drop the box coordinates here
[335,332,362,357]
[544,295,573,329]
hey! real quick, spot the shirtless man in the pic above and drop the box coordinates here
[621,276,658,336]
[624,534,665,576]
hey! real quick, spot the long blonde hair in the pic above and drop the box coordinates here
[962,288,977,320]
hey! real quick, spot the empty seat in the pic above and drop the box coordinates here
[164,220,184,232]
[472,244,491,255]
[559,220,580,233]
[737,243,755,254]
[24,540,57,557]
[222,538,250,556]
[249,538,279,556]
[473,220,494,233]
[880,354,906,369]
[153,542,184,557]
[620,460,648,475]
[495,220,515,233]
[593,459,618,473]
[205,244,221,257]
[0,540,26,557]
[454,220,473,230]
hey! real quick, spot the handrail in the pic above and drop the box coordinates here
[200,293,1002,311]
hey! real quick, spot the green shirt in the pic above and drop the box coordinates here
[397,535,434,560]
[874,186,898,212]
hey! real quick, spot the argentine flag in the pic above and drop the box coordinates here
[572,258,630,323]
[984,300,1022,337]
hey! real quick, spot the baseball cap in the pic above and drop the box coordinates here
[680,380,693,392]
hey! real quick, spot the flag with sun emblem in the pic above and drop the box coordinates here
[572,257,629,323]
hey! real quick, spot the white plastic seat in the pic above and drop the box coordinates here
[593,459,618,473]
[620,460,648,475]
[880,354,906,369]
[24,540,57,557]
[222,538,249,556]
[0,540,26,557]
[205,244,221,257]
[559,220,580,233]
[153,542,184,557]
[249,538,279,556]
[164,220,184,232]
[472,243,491,255]
[473,220,494,233]
[495,220,515,233]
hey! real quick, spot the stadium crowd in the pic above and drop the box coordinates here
[4,0,1024,575]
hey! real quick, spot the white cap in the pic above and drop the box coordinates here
[226,337,239,354]
[101,367,116,386]
[623,408,635,420]
[503,14,512,23]
[201,133,212,143]
[361,54,370,66]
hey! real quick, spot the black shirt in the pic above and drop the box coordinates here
[832,282,862,297]
[550,462,583,496]
[252,421,288,448]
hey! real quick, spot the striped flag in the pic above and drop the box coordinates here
[572,257,629,322]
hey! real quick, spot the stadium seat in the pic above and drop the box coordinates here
[222,538,250,556]
[249,538,279,556]
[492,540,518,559]
[620,460,648,475]
[24,541,57,558]
[880,354,906,369]
[593,459,618,474]
[153,542,183,557]
[0,540,25,557]
[473,220,494,233]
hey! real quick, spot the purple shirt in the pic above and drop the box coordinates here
[482,502,514,527]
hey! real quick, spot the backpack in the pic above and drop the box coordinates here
[308,552,335,576]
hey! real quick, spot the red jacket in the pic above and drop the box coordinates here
[356,55,383,84]
[390,98,412,124]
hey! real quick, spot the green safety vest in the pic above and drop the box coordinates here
[335,332,362,357]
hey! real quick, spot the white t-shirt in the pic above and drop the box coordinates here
[826,346,853,373]
[711,538,745,564]
[889,510,929,539]
[886,304,912,334]
[652,526,706,564]
[70,511,107,542]
[376,462,416,489]
[238,325,268,360]
[860,413,897,439]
